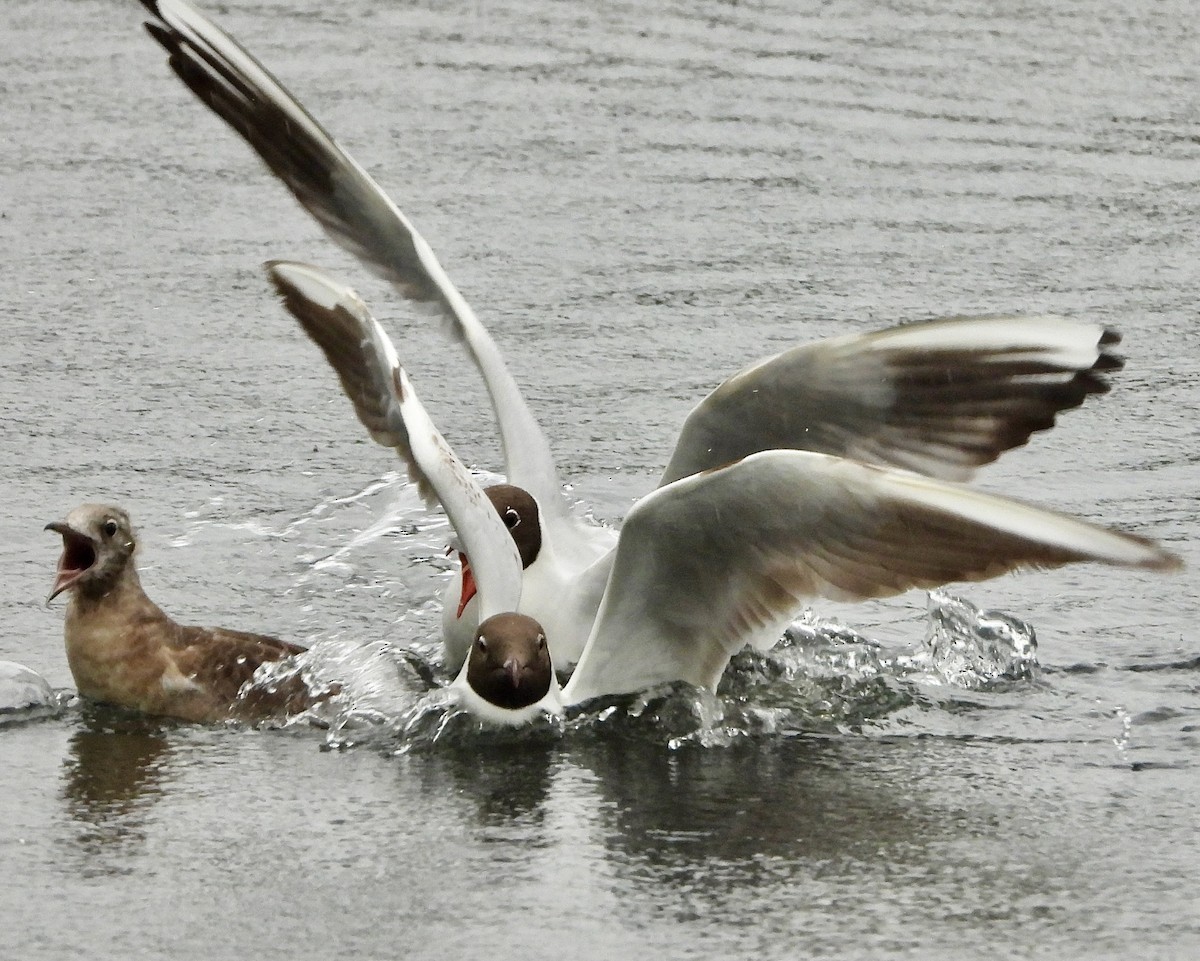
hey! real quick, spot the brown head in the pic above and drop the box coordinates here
[454,484,543,619]
[45,504,138,604]
[466,612,553,710]
[485,484,541,568]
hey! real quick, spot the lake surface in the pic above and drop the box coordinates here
[2,0,1198,957]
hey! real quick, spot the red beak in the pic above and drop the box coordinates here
[456,552,477,618]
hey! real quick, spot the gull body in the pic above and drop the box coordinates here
[45,504,314,723]
[266,263,1180,725]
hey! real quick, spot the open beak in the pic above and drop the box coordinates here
[44,522,96,605]
[456,552,477,618]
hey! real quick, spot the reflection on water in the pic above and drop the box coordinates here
[4,0,1197,955]
[423,744,559,830]
[578,738,927,866]
[60,706,174,865]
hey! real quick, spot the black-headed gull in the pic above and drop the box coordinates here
[269,260,1137,671]
[140,6,1123,504]
[45,503,318,722]
[458,444,1181,722]
[266,262,1180,724]
[267,262,612,670]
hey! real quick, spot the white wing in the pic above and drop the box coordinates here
[564,449,1179,705]
[140,0,571,535]
[266,261,521,619]
[660,315,1122,485]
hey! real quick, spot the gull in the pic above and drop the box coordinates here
[139,0,1125,533]
[268,261,1128,669]
[45,503,319,722]
[265,262,1180,724]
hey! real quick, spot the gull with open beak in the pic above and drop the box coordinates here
[45,504,319,723]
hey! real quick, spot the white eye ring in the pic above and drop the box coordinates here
[504,507,520,529]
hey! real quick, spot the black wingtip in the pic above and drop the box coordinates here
[143,20,175,52]
[262,259,287,284]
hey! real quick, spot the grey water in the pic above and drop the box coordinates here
[3,0,1199,957]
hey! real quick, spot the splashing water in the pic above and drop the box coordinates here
[262,590,1043,752]
[898,589,1040,689]
[0,661,64,722]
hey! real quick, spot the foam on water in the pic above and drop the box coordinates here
[251,588,1047,753]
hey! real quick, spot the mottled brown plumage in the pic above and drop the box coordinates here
[46,504,313,723]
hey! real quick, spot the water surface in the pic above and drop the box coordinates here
[2,0,1197,957]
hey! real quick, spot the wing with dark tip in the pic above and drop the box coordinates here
[266,259,440,506]
[565,449,1180,705]
[660,315,1124,486]
[266,261,522,618]
[139,0,569,530]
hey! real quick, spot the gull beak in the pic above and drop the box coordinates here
[456,553,477,618]
[44,521,95,606]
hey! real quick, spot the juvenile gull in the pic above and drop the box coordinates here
[46,504,316,723]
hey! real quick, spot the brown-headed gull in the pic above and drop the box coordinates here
[267,262,1133,671]
[265,262,1180,724]
[266,262,608,670]
[45,504,319,722]
[140,1,1129,646]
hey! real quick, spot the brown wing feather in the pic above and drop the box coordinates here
[166,624,313,721]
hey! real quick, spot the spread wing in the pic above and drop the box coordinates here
[564,450,1179,705]
[660,316,1123,485]
[266,262,522,619]
[139,0,569,532]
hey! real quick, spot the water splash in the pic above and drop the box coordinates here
[231,590,1045,751]
[897,589,1040,688]
[0,661,69,724]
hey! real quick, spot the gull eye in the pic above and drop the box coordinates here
[102,519,119,538]
[503,507,520,529]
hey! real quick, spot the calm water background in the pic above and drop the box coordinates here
[2,0,1198,957]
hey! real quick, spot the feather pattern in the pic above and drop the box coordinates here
[562,450,1180,704]
[140,0,571,538]
[661,316,1123,485]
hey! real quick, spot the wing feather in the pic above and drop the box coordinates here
[660,316,1123,485]
[266,262,522,618]
[140,0,569,530]
[565,450,1178,704]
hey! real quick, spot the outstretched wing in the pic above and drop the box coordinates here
[267,261,522,619]
[660,315,1123,486]
[565,449,1179,705]
[140,0,568,529]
